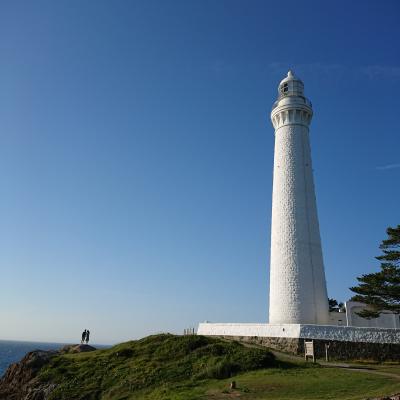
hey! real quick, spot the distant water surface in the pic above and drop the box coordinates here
[0,340,109,377]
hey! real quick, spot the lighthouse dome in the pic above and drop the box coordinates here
[278,70,304,99]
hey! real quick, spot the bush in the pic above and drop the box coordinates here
[204,358,240,379]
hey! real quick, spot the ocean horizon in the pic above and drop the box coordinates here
[0,339,110,377]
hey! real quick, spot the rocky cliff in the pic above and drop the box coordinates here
[0,344,96,400]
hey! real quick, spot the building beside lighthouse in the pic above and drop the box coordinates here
[197,71,400,360]
[269,71,329,325]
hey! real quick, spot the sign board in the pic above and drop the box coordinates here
[304,340,315,362]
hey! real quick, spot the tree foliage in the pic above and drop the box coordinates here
[350,225,400,319]
[328,298,345,312]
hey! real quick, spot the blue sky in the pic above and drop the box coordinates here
[0,0,399,343]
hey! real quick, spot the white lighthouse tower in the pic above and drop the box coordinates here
[197,72,400,353]
[269,71,329,325]
[197,71,400,354]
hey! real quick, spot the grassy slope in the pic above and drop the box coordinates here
[38,334,400,400]
[39,334,277,399]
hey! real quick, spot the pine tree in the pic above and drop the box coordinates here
[328,298,345,312]
[350,225,400,319]
[329,298,339,312]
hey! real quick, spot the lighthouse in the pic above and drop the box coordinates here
[269,71,329,325]
[197,71,400,356]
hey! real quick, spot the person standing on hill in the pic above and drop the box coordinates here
[81,329,87,344]
[85,330,90,344]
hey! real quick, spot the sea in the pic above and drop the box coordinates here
[0,340,71,377]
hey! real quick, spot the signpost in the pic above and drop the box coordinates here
[325,343,330,362]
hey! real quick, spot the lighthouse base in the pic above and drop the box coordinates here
[196,323,400,361]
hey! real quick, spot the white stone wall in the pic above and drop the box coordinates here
[197,322,400,344]
[269,73,329,325]
[197,323,301,338]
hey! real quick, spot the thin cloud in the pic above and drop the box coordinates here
[361,65,400,80]
[267,62,400,81]
[376,163,400,171]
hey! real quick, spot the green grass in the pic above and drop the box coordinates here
[37,334,400,400]
[198,368,400,400]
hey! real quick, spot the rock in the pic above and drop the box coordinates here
[0,350,57,399]
[60,344,97,354]
[0,344,96,400]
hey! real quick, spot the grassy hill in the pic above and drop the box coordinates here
[1,334,399,399]
[39,334,278,399]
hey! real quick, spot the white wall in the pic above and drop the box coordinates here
[329,311,347,326]
[345,301,400,329]
[198,323,301,338]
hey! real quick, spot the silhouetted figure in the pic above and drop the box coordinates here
[81,329,87,344]
[85,329,90,344]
